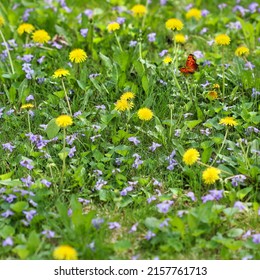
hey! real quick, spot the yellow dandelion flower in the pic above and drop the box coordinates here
[186,8,202,20]
[202,167,221,185]
[174,33,186,44]
[215,34,231,46]
[208,91,218,100]
[235,46,249,57]
[137,108,153,121]
[183,148,200,165]
[163,56,173,64]
[131,4,147,17]
[53,68,70,78]
[21,103,34,110]
[17,23,35,35]
[69,48,87,63]
[56,115,73,128]
[120,92,135,100]
[0,16,5,28]
[53,245,78,260]
[213,83,220,89]
[165,18,184,31]
[115,99,134,111]
[219,116,238,126]
[32,29,50,44]
[107,22,120,32]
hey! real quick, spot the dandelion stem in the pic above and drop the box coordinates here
[60,128,66,186]
[0,29,15,74]
[27,111,31,133]
[221,46,225,99]
[211,128,228,166]
[61,78,72,116]
[114,33,122,52]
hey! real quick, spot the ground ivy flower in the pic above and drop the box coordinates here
[235,46,249,57]
[156,200,174,213]
[148,32,156,42]
[219,116,238,126]
[128,137,140,145]
[186,8,201,20]
[215,34,231,46]
[183,148,200,165]
[32,29,50,44]
[17,23,35,35]
[92,218,104,229]
[202,167,221,185]
[131,4,147,17]
[53,245,78,260]
[53,68,70,78]
[163,56,173,64]
[145,230,156,240]
[174,33,186,44]
[41,230,55,238]
[2,143,15,152]
[252,234,260,244]
[149,142,161,152]
[56,115,73,128]
[107,22,120,32]
[137,108,153,121]
[165,18,184,30]
[186,191,196,201]
[234,201,246,211]
[69,48,87,63]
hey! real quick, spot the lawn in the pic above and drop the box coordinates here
[0,0,259,260]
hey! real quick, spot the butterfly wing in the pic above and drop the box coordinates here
[185,54,198,72]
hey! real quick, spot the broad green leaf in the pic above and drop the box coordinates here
[114,240,131,251]
[46,118,60,139]
[142,75,149,94]
[10,201,28,213]
[185,119,202,129]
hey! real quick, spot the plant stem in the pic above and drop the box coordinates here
[211,128,228,166]
[114,32,122,52]
[61,78,72,116]
[222,46,225,99]
[27,111,31,133]
[60,128,66,186]
[0,29,15,74]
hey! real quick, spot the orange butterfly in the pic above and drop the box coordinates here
[179,54,199,74]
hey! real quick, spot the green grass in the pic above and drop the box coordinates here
[0,0,259,260]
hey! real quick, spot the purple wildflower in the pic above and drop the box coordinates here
[248,3,259,13]
[67,208,72,216]
[177,210,188,217]
[5,194,17,203]
[166,150,178,170]
[41,179,51,187]
[148,33,156,42]
[108,222,121,230]
[117,17,125,24]
[234,201,246,211]
[252,234,260,244]
[152,178,162,187]
[218,3,227,10]
[37,56,45,64]
[149,142,161,152]
[41,230,55,238]
[145,230,156,240]
[233,5,249,16]
[159,218,170,228]
[29,199,38,207]
[128,137,140,145]
[231,175,246,187]
[83,9,93,18]
[129,223,138,233]
[193,51,204,59]
[129,40,137,47]
[21,175,34,187]
[68,146,76,158]
[132,153,143,169]
[200,28,208,35]
[80,28,89,38]
[160,0,167,5]
[244,61,255,70]
[23,209,37,222]
[78,198,91,206]
[73,110,82,117]
[186,191,196,201]
[92,218,104,229]
[159,49,168,57]
[201,9,210,16]
[156,200,174,214]
[201,194,214,203]
[1,209,14,218]
[21,54,33,62]
[95,104,106,110]
[20,159,34,170]
[147,195,156,204]
[95,178,107,190]
[26,94,34,101]
[201,80,210,88]
[2,237,13,247]
[2,143,15,152]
